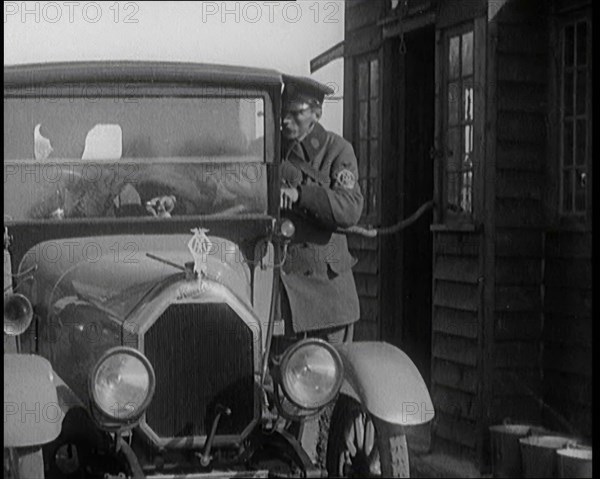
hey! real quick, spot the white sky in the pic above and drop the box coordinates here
[4,0,345,132]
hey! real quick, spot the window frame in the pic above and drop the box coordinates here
[434,19,485,229]
[546,4,592,231]
[557,11,592,222]
[354,53,382,223]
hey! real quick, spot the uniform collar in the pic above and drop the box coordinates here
[298,122,327,163]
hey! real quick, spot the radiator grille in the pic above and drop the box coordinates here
[144,303,255,438]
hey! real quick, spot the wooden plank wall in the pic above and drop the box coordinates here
[543,231,592,438]
[430,232,481,460]
[349,235,380,340]
[491,0,548,426]
[344,0,385,340]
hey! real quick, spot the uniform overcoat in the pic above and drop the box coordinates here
[280,122,364,333]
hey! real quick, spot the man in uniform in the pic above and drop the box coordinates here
[279,74,363,345]
[277,75,364,466]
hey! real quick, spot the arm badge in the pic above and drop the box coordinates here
[335,169,356,189]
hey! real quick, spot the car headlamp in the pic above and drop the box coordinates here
[279,339,343,410]
[90,347,155,422]
[3,293,34,336]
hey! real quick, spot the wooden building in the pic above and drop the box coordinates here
[312,0,592,471]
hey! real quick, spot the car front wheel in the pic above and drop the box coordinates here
[326,395,410,478]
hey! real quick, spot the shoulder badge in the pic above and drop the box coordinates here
[335,169,356,189]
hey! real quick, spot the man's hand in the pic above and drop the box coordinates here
[280,187,299,210]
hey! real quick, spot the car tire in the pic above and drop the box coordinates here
[4,447,45,479]
[326,395,410,478]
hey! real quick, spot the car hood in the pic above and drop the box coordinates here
[19,234,253,319]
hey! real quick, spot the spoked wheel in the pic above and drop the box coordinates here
[326,395,410,478]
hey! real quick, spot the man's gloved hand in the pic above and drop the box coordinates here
[146,195,176,218]
[280,187,299,210]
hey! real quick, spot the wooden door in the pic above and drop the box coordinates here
[401,27,435,385]
[381,27,435,386]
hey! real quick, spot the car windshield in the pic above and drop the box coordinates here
[4,96,269,221]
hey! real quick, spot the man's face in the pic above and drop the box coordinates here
[281,101,319,140]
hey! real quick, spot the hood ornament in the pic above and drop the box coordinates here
[187,227,212,277]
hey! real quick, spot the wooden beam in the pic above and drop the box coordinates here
[432,359,479,394]
[494,312,543,341]
[495,258,543,286]
[545,231,592,259]
[495,230,543,258]
[433,307,479,339]
[493,341,540,368]
[379,39,399,343]
[432,385,478,420]
[381,12,436,39]
[481,11,495,472]
[432,334,478,366]
[544,287,592,317]
[495,285,542,312]
[433,281,479,312]
[309,41,345,74]
[433,256,480,283]
[543,314,592,348]
[544,258,591,289]
[435,412,478,449]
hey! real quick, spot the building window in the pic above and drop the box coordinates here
[356,55,380,220]
[559,15,591,216]
[442,26,475,223]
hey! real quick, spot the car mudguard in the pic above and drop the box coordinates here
[4,354,64,447]
[334,341,435,426]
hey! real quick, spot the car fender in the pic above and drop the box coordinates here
[334,341,435,426]
[4,354,67,447]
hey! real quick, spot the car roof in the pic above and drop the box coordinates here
[4,61,283,88]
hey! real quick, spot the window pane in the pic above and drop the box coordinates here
[370,140,380,178]
[464,124,473,157]
[446,127,461,210]
[447,172,460,212]
[462,31,474,77]
[370,59,379,98]
[368,178,377,215]
[462,125,473,214]
[358,61,369,100]
[369,98,379,137]
[564,25,575,67]
[463,80,474,122]
[448,81,459,126]
[449,36,460,80]
[359,140,368,178]
[576,21,587,66]
[447,127,461,169]
[359,101,369,139]
[575,169,586,211]
[576,70,587,115]
[359,178,370,215]
[575,119,586,166]
[562,170,573,212]
[563,71,573,116]
[563,120,573,166]
[461,169,473,213]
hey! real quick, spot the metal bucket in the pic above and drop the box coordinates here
[489,424,532,478]
[519,435,573,478]
[557,446,592,478]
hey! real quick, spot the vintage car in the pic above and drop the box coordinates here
[4,62,434,478]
